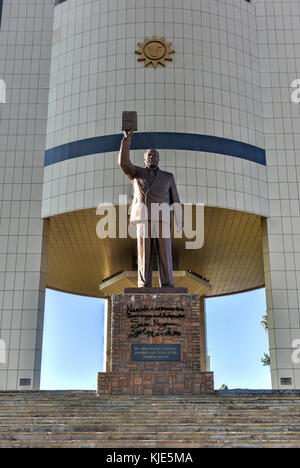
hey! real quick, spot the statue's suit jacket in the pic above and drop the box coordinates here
[118,138,182,224]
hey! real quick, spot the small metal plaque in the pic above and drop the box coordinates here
[122,111,137,131]
[19,378,31,387]
[280,377,292,386]
[132,344,180,361]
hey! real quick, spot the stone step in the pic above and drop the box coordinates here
[1,394,298,399]
[1,391,300,448]
[0,440,298,449]
[1,439,300,449]
[0,423,300,434]
[1,393,300,402]
[1,416,300,425]
[0,400,297,409]
[1,431,300,443]
[1,404,299,412]
[1,407,300,415]
[0,391,298,396]
[0,409,300,423]
[2,398,300,404]
[1,400,300,409]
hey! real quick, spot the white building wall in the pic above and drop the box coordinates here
[257,0,300,389]
[43,0,268,219]
[0,0,54,390]
[47,0,263,149]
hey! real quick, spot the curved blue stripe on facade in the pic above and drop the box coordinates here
[44,132,266,167]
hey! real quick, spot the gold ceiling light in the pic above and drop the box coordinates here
[135,35,175,68]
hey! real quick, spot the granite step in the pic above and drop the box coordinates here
[1,430,300,443]
[0,394,298,400]
[0,423,300,434]
[0,399,299,408]
[0,410,298,419]
[1,440,300,449]
[1,391,300,448]
[1,440,298,450]
[1,416,300,425]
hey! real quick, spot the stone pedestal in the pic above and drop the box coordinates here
[98,293,214,395]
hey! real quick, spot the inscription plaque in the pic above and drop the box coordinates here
[132,344,180,361]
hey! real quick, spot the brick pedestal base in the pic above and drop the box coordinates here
[98,372,214,395]
[98,293,214,396]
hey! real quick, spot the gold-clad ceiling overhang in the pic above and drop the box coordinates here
[46,206,265,298]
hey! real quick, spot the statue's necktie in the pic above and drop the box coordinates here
[148,168,156,185]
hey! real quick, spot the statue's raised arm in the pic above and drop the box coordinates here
[118,129,136,180]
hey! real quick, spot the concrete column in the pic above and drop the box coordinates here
[262,218,300,389]
[0,218,50,390]
[0,0,54,390]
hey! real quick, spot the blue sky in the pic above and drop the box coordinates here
[206,288,271,389]
[41,290,105,391]
[41,288,271,391]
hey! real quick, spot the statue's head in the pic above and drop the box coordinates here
[144,149,160,168]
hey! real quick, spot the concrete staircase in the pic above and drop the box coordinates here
[0,390,300,448]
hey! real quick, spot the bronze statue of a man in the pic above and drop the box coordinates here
[119,129,182,288]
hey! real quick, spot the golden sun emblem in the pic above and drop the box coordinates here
[135,36,174,69]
